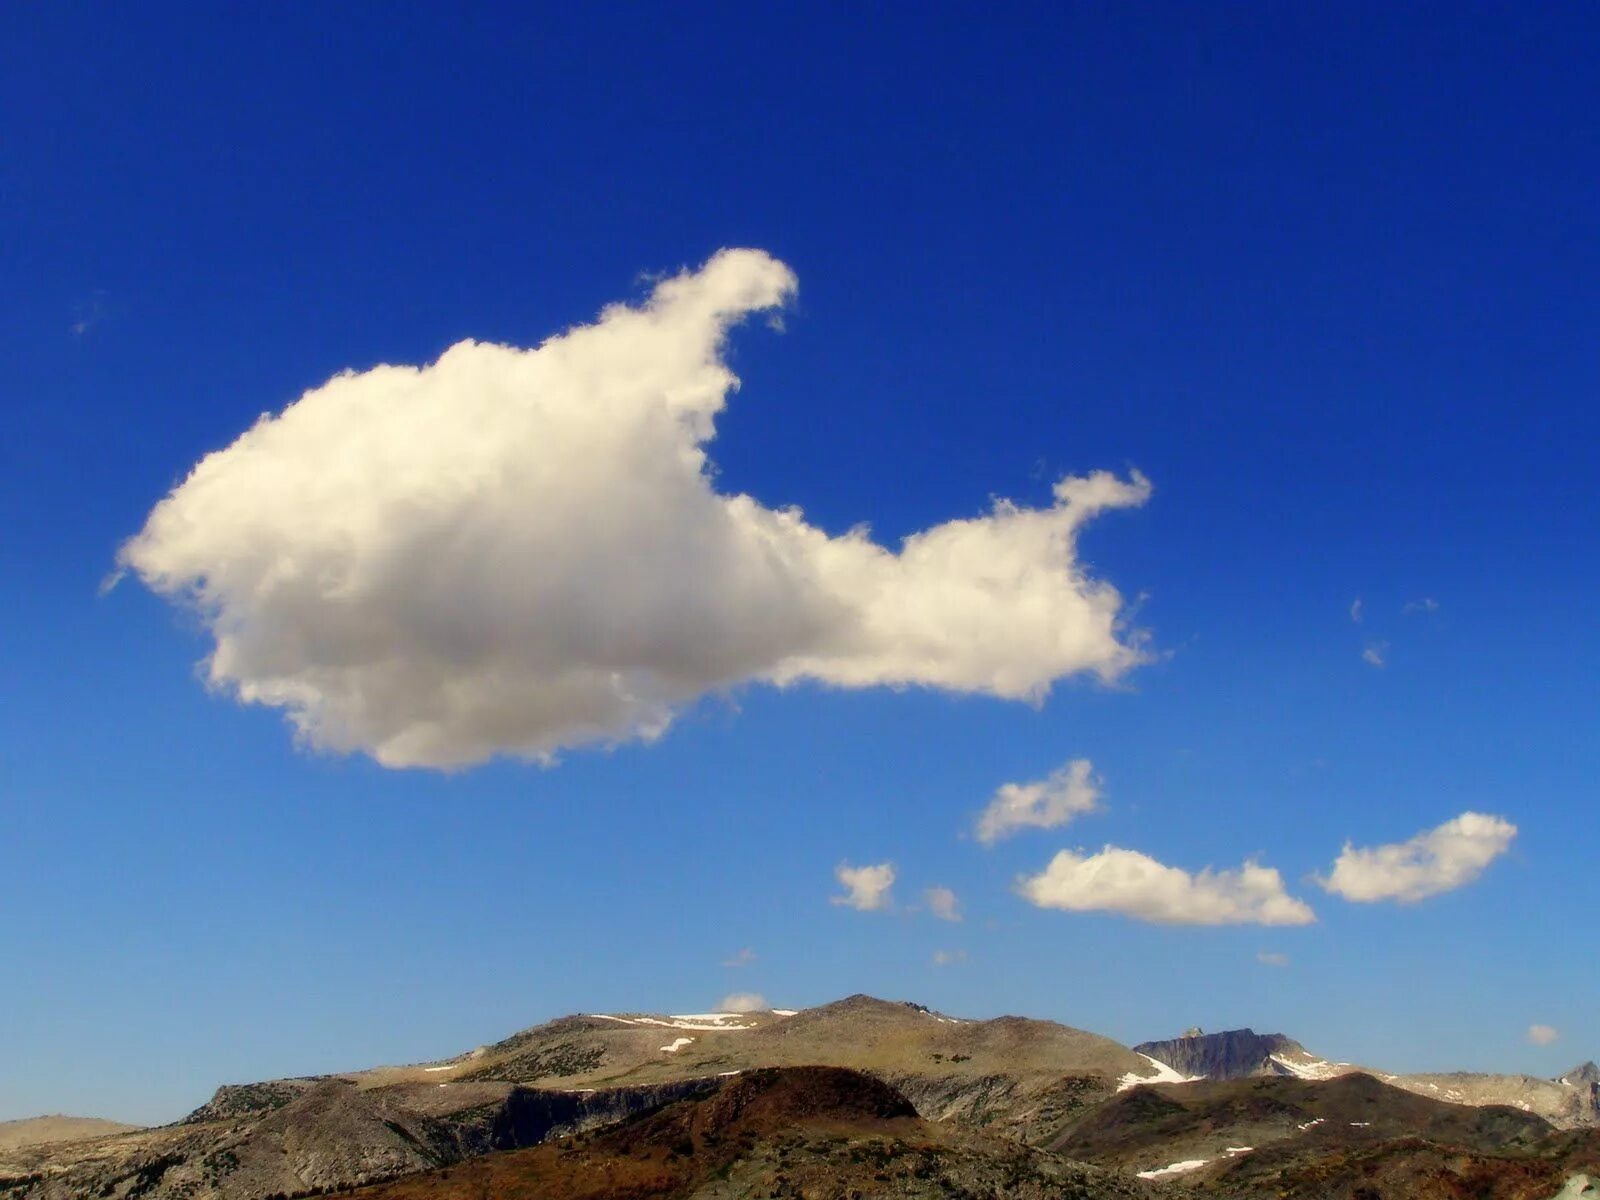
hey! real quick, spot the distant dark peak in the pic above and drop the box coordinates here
[1560,1062,1600,1084]
[1134,1028,1306,1081]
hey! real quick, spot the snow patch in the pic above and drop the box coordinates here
[772,1009,799,1017]
[1296,1118,1325,1132]
[1269,1053,1350,1081]
[423,1065,455,1073]
[1138,1159,1210,1179]
[1225,1147,1253,1155]
[589,1013,755,1031]
[660,1037,694,1053]
[1119,1054,1203,1091]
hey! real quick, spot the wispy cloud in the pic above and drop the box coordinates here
[975,759,1102,845]
[1318,812,1516,903]
[119,250,1153,769]
[69,289,108,338]
[1362,641,1388,668]
[1256,951,1290,966]
[1350,597,1363,623]
[932,949,967,967]
[1527,1024,1560,1047]
[832,861,895,911]
[924,886,962,922]
[1017,846,1315,926]
[721,947,756,968]
[1403,597,1440,615]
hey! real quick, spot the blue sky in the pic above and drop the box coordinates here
[3,3,1597,1125]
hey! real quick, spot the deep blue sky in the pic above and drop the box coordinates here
[3,3,1596,1124]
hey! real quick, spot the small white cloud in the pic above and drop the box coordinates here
[924,886,962,922]
[932,949,967,967]
[721,947,756,968]
[120,249,1154,769]
[1527,1024,1560,1047]
[1350,597,1363,623]
[718,992,768,1013]
[1016,846,1316,926]
[1403,597,1440,615]
[1256,951,1290,967]
[975,758,1102,845]
[1318,812,1517,903]
[1362,642,1388,668]
[832,861,895,911]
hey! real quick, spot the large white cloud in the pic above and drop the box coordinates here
[120,249,1151,768]
[975,758,1102,844]
[1017,846,1316,926]
[1317,811,1516,903]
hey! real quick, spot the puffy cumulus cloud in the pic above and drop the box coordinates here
[975,758,1101,845]
[924,886,962,922]
[1318,812,1516,903]
[718,992,768,1013]
[1527,1024,1560,1046]
[833,861,895,911]
[1017,846,1316,926]
[119,249,1153,769]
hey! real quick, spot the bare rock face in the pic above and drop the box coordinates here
[1132,1029,1311,1081]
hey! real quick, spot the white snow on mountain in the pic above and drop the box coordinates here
[1137,1159,1210,1179]
[1269,1052,1353,1081]
[1119,1053,1203,1091]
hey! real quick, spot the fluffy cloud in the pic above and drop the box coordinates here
[1317,812,1516,904]
[832,861,895,911]
[975,758,1102,845]
[718,992,767,1013]
[924,886,962,922]
[1017,846,1316,926]
[1527,1024,1560,1046]
[120,249,1152,768]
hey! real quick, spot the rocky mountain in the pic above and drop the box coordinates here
[1131,1030,1343,1083]
[3,999,1594,1200]
[0,996,1158,1199]
[1135,1029,1600,1130]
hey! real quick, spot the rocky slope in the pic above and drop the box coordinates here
[349,1066,1160,1200]
[0,1116,142,1153]
[1056,1072,1600,1198]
